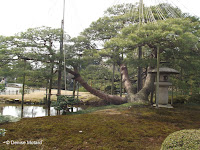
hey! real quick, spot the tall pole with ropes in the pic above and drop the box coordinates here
[138,0,160,106]
[139,0,145,25]
[137,0,144,92]
[57,0,66,97]
[63,0,67,92]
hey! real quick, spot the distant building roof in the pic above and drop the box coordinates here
[6,83,23,87]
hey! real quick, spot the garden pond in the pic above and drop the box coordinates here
[0,104,82,118]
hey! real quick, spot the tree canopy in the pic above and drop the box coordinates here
[0,3,199,104]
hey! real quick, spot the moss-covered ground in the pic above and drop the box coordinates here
[0,103,199,150]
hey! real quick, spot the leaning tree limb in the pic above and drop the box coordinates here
[66,67,127,105]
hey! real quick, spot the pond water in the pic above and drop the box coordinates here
[0,87,42,95]
[0,104,82,118]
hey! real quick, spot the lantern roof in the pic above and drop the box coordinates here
[148,67,179,74]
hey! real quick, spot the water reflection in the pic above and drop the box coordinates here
[0,104,81,118]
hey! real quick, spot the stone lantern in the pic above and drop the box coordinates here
[149,67,179,108]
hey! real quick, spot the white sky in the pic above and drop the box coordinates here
[0,0,199,38]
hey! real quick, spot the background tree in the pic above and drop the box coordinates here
[3,27,64,115]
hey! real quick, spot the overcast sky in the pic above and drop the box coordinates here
[0,0,199,38]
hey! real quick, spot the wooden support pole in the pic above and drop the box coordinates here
[156,45,160,108]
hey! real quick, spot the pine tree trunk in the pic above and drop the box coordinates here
[137,46,143,92]
[120,73,123,97]
[47,64,54,116]
[129,67,155,103]
[66,64,155,104]
[120,64,135,99]
[120,64,155,103]
[73,79,76,97]
[111,62,115,95]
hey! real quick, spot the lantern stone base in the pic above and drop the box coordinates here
[153,104,173,108]
[154,82,172,105]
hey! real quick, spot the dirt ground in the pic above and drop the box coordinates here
[0,89,96,102]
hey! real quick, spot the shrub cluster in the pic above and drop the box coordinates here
[170,94,200,104]
[52,96,80,113]
[0,115,20,124]
[161,129,200,150]
[187,94,200,104]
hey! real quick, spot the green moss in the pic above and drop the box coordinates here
[0,104,199,149]
[161,129,200,150]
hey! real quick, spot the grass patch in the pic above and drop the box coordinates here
[0,103,199,149]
